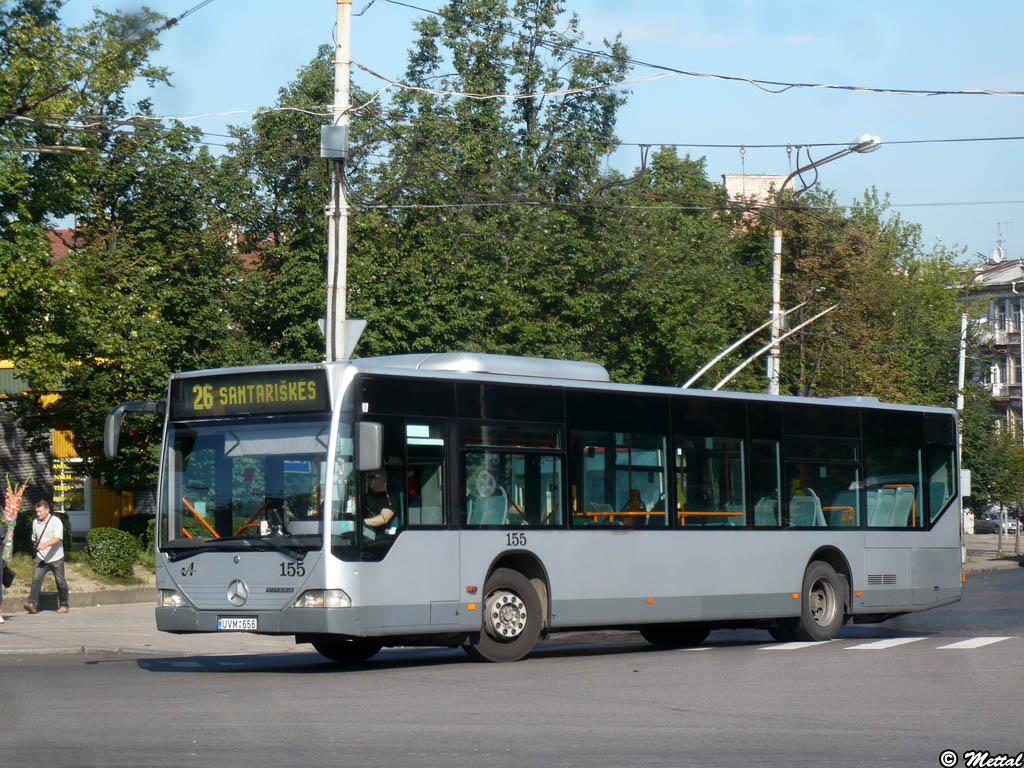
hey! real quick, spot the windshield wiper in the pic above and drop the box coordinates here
[203,536,305,562]
[163,541,206,562]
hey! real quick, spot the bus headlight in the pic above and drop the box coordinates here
[159,589,189,608]
[294,589,352,608]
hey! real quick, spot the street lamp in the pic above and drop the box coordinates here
[767,133,881,395]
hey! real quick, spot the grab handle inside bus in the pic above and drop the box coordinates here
[104,400,166,458]
[358,421,383,472]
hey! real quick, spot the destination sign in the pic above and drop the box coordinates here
[170,369,329,418]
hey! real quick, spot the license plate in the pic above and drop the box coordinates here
[217,616,257,631]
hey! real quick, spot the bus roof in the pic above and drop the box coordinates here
[170,354,954,417]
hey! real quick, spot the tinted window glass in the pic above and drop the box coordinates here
[360,376,455,417]
[457,383,563,421]
[566,391,668,433]
[572,431,670,529]
[784,404,859,438]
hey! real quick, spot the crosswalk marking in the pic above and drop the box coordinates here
[676,647,712,652]
[762,641,834,651]
[844,637,924,650]
[935,637,1013,649]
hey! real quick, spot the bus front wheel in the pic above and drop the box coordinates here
[792,561,846,641]
[312,637,383,664]
[466,568,542,662]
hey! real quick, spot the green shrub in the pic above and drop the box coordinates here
[86,527,138,578]
[118,513,155,551]
[11,509,72,556]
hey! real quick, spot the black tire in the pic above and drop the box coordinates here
[311,636,383,664]
[768,620,797,642]
[467,568,543,662]
[792,561,846,641]
[640,622,711,648]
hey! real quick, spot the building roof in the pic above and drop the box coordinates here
[970,258,1024,290]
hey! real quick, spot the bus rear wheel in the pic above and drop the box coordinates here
[466,568,542,663]
[312,637,383,664]
[640,622,710,648]
[792,561,846,641]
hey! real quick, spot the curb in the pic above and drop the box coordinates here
[22,587,155,611]
[0,646,174,656]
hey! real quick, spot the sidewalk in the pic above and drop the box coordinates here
[0,601,304,657]
[0,534,1019,657]
[964,531,1024,573]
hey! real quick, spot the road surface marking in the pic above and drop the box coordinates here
[935,637,1013,649]
[845,638,924,650]
[761,641,835,650]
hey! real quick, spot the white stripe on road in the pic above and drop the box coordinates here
[935,637,1013,649]
[761,641,835,651]
[845,638,924,650]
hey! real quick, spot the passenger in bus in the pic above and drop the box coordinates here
[362,471,395,529]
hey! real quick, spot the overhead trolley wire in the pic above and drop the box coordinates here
[380,0,1024,97]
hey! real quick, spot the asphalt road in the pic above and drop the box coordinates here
[2,569,1022,768]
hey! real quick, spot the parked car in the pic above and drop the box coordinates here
[975,511,1017,535]
[974,512,998,533]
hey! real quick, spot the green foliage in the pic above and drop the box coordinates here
[960,384,1024,512]
[85,527,138,578]
[0,0,979,499]
[118,513,155,550]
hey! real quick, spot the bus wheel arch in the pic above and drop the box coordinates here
[806,546,852,614]
[485,550,551,630]
[792,559,848,642]
[466,566,544,662]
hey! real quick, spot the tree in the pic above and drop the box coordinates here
[0,1,169,361]
[743,187,966,405]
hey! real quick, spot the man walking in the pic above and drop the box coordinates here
[23,500,69,614]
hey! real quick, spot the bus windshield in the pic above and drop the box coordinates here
[159,416,331,554]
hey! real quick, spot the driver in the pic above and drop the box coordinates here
[363,470,395,529]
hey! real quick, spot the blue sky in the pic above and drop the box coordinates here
[62,0,1024,261]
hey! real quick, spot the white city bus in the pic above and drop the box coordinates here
[104,353,963,662]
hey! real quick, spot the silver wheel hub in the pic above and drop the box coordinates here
[808,578,837,627]
[484,589,528,640]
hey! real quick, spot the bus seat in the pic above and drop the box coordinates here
[418,505,443,525]
[828,491,857,527]
[723,501,745,526]
[789,491,825,527]
[754,496,779,526]
[867,488,895,527]
[890,486,915,527]
[929,482,947,518]
[469,487,508,526]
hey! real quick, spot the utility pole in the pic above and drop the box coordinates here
[323,0,352,362]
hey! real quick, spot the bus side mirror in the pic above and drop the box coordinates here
[358,421,383,472]
[104,401,166,458]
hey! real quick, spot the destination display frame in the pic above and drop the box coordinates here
[170,369,329,419]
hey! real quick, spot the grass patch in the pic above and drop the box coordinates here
[73,560,148,587]
[3,551,152,589]
[5,553,36,584]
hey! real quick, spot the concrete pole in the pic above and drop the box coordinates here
[1017,294,1023,554]
[768,228,783,395]
[325,0,352,361]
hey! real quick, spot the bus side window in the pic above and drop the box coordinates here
[750,439,781,526]
[463,451,563,528]
[405,421,445,527]
[864,410,925,529]
[572,431,668,529]
[676,435,745,528]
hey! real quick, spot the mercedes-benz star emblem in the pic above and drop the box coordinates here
[227,579,249,606]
